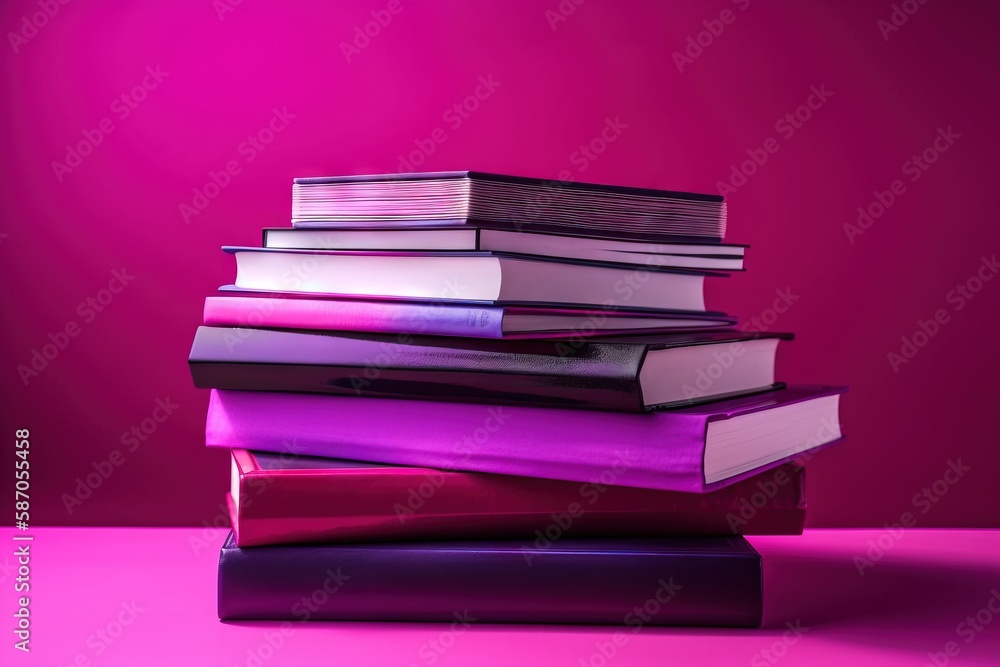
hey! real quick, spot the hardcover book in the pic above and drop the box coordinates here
[204,294,736,339]
[205,385,845,493]
[262,227,746,271]
[222,246,718,311]
[290,171,727,242]
[228,449,806,546]
[218,532,763,626]
[189,328,789,412]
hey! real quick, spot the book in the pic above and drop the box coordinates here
[189,328,789,412]
[291,171,726,242]
[223,247,716,311]
[262,227,746,271]
[228,448,806,546]
[205,385,845,493]
[204,294,736,339]
[217,532,763,626]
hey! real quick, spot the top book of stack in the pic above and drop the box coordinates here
[291,171,727,242]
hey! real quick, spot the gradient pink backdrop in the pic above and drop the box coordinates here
[1,0,998,527]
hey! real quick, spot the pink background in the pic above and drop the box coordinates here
[1,0,998,528]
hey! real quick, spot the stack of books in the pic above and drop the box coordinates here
[188,171,845,627]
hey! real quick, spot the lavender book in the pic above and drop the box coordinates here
[206,385,844,493]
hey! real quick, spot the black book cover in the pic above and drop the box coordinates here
[189,328,791,412]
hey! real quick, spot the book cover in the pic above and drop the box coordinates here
[261,226,748,271]
[221,246,718,311]
[218,532,763,627]
[228,449,806,546]
[291,171,727,242]
[189,328,789,412]
[205,385,845,493]
[204,293,735,339]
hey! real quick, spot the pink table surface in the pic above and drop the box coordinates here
[2,527,998,666]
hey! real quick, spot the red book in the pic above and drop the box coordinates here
[227,449,806,547]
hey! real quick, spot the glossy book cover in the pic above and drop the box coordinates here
[218,533,763,627]
[228,449,806,546]
[206,385,845,493]
[189,328,790,412]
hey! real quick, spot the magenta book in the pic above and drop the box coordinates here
[206,385,844,493]
[203,294,735,339]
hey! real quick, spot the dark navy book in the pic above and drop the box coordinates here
[218,533,763,627]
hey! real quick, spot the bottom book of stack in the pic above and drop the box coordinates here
[218,534,764,627]
[214,452,815,626]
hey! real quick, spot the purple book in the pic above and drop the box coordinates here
[291,171,727,242]
[206,385,845,493]
[218,532,763,626]
[205,293,735,339]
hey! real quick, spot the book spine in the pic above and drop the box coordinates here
[231,464,805,547]
[217,534,762,626]
[203,297,506,338]
[189,326,645,412]
[207,390,707,492]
